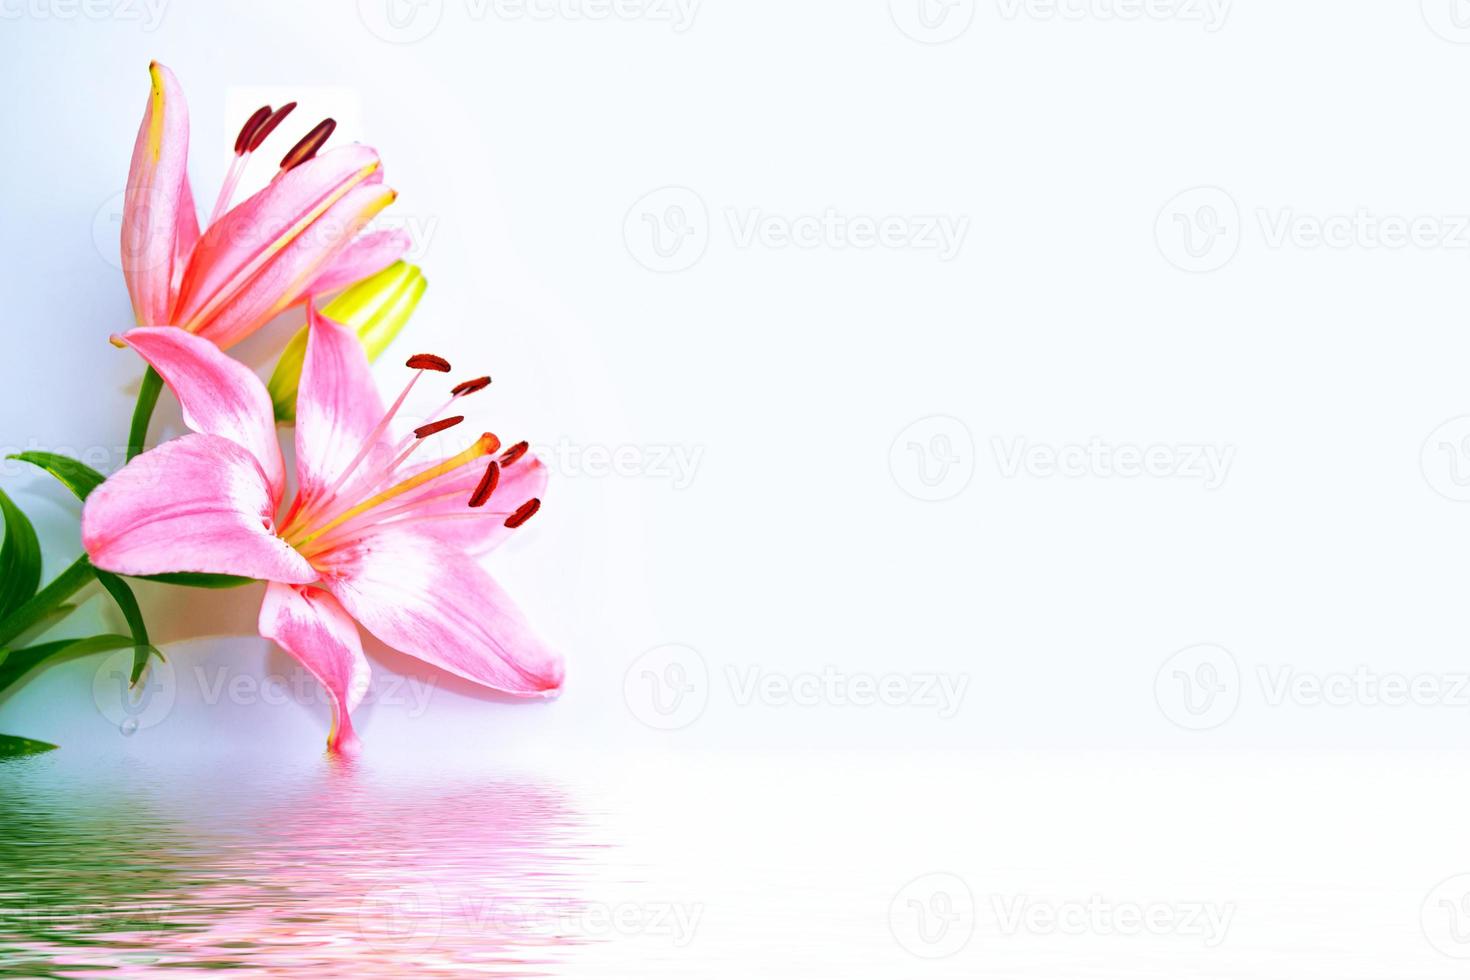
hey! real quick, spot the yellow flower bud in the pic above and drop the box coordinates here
[268,262,427,423]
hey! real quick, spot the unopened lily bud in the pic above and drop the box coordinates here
[268,261,427,423]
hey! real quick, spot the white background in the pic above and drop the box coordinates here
[6,1,1470,974]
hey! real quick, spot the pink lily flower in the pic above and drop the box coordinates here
[81,309,561,752]
[123,62,407,348]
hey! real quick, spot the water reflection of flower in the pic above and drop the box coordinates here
[0,759,595,976]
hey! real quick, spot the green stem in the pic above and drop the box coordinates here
[126,367,163,462]
[0,555,93,648]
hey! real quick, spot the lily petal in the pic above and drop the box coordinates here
[302,229,411,298]
[83,433,316,584]
[191,183,398,349]
[122,62,196,326]
[172,145,388,346]
[320,527,563,697]
[293,305,390,506]
[117,327,286,503]
[259,582,371,753]
[172,176,201,298]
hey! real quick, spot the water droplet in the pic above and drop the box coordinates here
[120,718,139,737]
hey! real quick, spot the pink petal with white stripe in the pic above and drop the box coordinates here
[318,527,563,698]
[291,305,392,507]
[122,62,196,327]
[116,326,285,503]
[259,582,371,753]
[302,229,411,298]
[82,434,315,583]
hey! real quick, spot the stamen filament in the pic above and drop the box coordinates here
[207,153,250,228]
[301,485,472,551]
[295,433,500,548]
[295,369,426,523]
[295,507,518,557]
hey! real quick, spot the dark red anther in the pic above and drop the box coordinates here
[234,105,273,155]
[413,415,464,439]
[504,498,541,529]
[451,376,492,397]
[468,461,500,508]
[279,117,336,171]
[246,102,296,153]
[499,441,529,467]
[406,354,452,372]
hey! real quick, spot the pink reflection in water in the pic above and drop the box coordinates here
[0,756,602,977]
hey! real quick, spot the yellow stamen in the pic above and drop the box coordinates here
[294,433,500,549]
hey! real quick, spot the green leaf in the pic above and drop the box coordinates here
[0,734,57,758]
[93,570,152,685]
[0,633,156,694]
[9,452,106,501]
[0,489,41,620]
[134,572,255,589]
